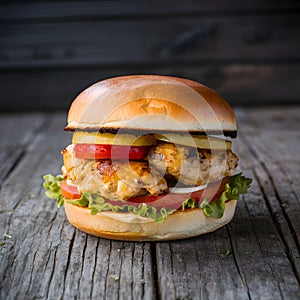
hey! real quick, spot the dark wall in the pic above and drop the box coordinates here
[0,0,299,111]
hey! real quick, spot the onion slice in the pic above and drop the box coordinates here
[67,179,79,188]
[169,184,208,194]
[169,171,240,195]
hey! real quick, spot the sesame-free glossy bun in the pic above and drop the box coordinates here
[64,200,237,241]
[66,75,237,137]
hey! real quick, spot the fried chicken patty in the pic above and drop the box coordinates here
[62,145,168,201]
[62,140,238,200]
[147,142,238,186]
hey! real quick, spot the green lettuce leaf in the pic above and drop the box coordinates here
[43,174,65,207]
[201,197,225,218]
[43,173,251,222]
[201,173,252,218]
[87,200,176,223]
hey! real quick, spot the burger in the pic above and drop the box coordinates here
[43,75,251,241]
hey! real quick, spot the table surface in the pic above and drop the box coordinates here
[0,107,299,299]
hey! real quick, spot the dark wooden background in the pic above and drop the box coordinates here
[0,0,299,111]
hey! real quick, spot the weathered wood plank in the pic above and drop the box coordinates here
[0,114,46,184]
[1,1,299,22]
[1,14,299,69]
[0,113,156,299]
[0,114,68,212]
[1,63,299,111]
[156,227,250,299]
[229,189,300,299]
[230,157,299,299]
[0,113,67,299]
[0,114,46,147]
[235,108,300,279]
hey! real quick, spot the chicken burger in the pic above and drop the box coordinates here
[44,75,251,241]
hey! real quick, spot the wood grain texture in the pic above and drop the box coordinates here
[0,114,45,188]
[1,14,299,68]
[236,108,300,282]
[0,108,299,299]
[1,1,299,22]
[1,63,299,111]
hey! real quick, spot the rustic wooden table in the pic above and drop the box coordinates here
[0,107,299,299]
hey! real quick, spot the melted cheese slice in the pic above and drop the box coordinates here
[155,133,231,150]
[72,132,156,146]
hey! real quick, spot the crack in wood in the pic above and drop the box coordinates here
[90,237,99,299]
[78,234,88,298]
[140,243,145,300]
[45,241,58,300]
[192,239,203,298]
[62,229,76,295]
[226,225,251,299]
[104,240,112,298]
[24,247,39,297]
[150,242,158,300]
[46,211,64,299]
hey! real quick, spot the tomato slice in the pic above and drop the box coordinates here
[61,180,81,199]
[125,178,228,209]
[74,144,150,160]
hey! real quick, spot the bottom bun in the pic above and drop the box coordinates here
[64,200,237,241]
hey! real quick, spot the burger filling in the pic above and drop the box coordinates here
[44,133,251,222]
[148,141,238,186]
[62,144,168,200]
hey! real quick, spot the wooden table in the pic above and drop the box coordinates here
[0,107,299,299]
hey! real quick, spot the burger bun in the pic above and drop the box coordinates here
[64,200,237,241]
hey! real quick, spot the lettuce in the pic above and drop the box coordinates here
[43,173,251,222]
[201,173,252,218]
[43,174,176,222]
[43,174,65,207]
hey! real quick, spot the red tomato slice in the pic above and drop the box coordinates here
[61,180,81,199]
[74,144,150,160]
[125,178,228,209]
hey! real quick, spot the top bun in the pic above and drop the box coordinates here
[66,75,237,137]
